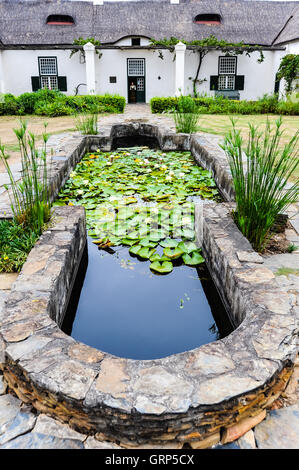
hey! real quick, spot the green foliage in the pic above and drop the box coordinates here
[0,120,52,233]
[56,147,219,274]
[277,54,299,93]
[173,95,200,133]
[75,112,98,135]
[221,117,299,252]
[70,37,102,59]
[0,219,39,273]
[150,94,299,115]
[0,92,125,116]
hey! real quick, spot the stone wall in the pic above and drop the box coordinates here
[0,122,297,448]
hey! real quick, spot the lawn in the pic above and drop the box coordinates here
[0,112,298,179]
[197,114,299,181]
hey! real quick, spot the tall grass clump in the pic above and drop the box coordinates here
[0,120,52,234]
[75,112,98,135]
[173,95,200,134]
[221,117,299,252]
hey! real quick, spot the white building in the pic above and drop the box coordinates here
[0,0,298,102]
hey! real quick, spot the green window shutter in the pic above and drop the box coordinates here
[58,76,67,92]
[210,75,219,91]
[31,76,41,91]
[235,75,245,90]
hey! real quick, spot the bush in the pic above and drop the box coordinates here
[150,95,299,115]
[34,100,73,117]
[0,91,126,116]
[75,112,98,135]
[0,94,20,115]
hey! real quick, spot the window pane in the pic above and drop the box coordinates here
[128,59,144,76]
[41,76,58,90]
[39,58,57,76]
[218,75,235,90]
[219,57,236,75]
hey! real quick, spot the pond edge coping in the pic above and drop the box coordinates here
[0,122,297,448]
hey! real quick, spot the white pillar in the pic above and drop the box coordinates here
[0,51,5,94]
[175,41,186,96]
[83,42,96,95]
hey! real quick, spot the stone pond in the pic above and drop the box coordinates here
[0,122,297,449]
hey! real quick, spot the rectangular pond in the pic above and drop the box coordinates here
[56,146,233,359]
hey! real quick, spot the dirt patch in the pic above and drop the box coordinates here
[0,115,76,171]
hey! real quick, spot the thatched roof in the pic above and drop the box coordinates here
[0,0,298,48]
[273,4,299,45]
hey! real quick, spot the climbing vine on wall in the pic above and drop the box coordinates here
[277,54,299,93]
[150,35,265,97]
[70,37,102,60]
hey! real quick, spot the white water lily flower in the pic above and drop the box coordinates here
[77,189,84,195]
[144,159,150,164]
[83,179,89,185]
[160,165,167,170]
[70,172,76,178]
[165,175,172,181]
[151,207,159,214]
[106,162,112,166]
[154,164,160,168]
[179,172,185,178]
[182,217,192,225]
[146,169,152,173]
[169,171,174,177]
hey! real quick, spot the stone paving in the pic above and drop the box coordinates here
[0,104,298,449]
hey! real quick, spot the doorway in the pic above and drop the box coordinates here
[127,58,145,103]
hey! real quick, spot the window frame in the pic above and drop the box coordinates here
[38,56,59,90]
[46,15,75,25]
[217,56,237,91]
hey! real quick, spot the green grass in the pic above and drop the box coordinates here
[275,267,299,277]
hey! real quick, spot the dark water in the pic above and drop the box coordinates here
[62,237,233,360]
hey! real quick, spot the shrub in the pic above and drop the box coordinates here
[17,92,39,114]
[221,117,299,252]
[34,100,73,117]
[150,95,299,115]
[0,94,20,115]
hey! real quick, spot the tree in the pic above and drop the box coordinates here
[277,54,299,93]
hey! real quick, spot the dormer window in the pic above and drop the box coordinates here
[46,15,75,25]
[194,14,221,25]
[131,38,141,46]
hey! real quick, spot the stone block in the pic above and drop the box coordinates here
[221,410,266,444]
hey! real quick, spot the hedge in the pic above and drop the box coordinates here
[150,96,299,115]
[0,90,126,116]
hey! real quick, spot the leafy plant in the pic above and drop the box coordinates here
[75,112,98,135]
[173,95,200,133]
[221,117,299,252]
[0,219,39,273]
[277,54,299,93]
[0,120,52,233]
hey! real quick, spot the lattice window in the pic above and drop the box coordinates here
[218,75,235,90]
[39,57,58,76]
[128,59,145,76]
[41,76,58,90]
[137,77,144,91]
[219,56,237,75]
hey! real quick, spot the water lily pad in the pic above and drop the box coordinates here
[150,260,173,274]
[121,238,139,246]
[129,244,142,255]
[149,253,170,262]
[137,247,156,259]
[163,247,184,259]
[139,237,158,248]
[178,241,199,254]
[182,251,205,266]
[160,238,179,248]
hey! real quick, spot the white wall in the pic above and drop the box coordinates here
[2,49,86,96]
[0,45,292,102]
[184,49,277,100]
[95,48,175,102]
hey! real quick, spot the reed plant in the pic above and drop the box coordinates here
[173,95,200,134]
[75,112,98,135]
[221,117,299,252]
[0,120,51,234]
